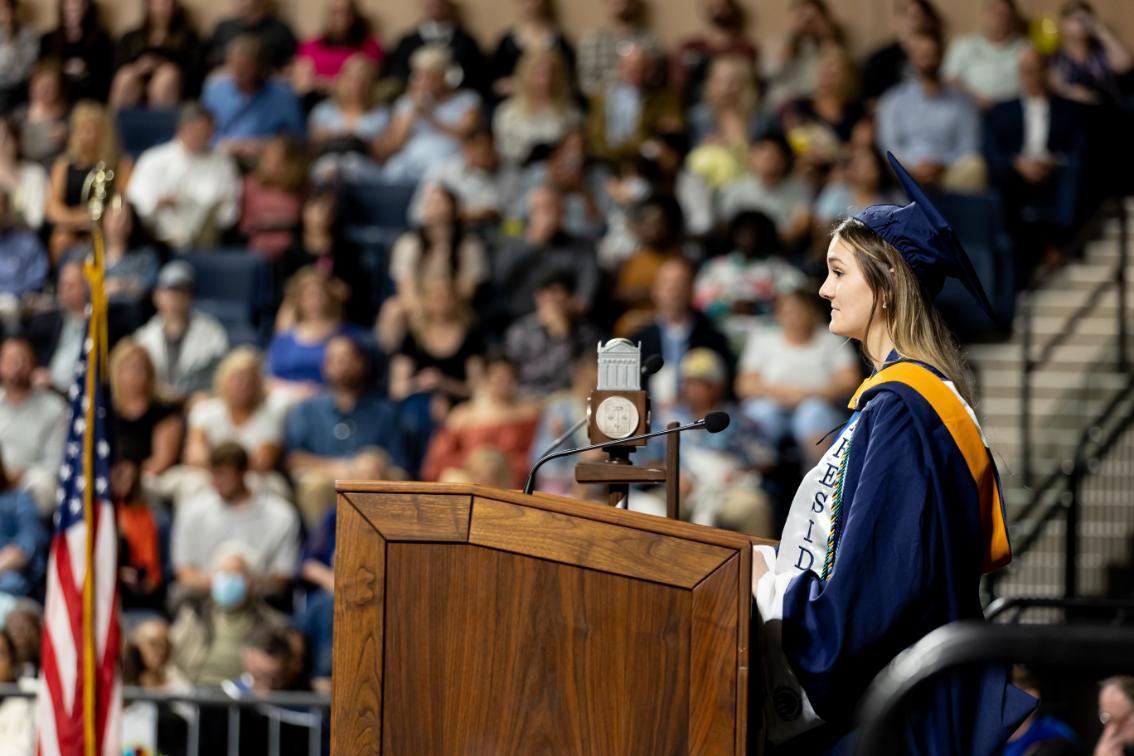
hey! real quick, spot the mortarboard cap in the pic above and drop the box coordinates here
[854,152,995,320]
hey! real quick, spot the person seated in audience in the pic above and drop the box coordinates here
[493,47,582,167]
[693,210,807,337]
[133,260,229,401]
[295,506,337,693]
[108,338,184,479]
[736,289,860,465]
[14,61,69,168]
[39,0,113,103]
[762,0,844,109]
[860,0,943,105]
[292,0,383,99]
[942,0,1027,109]
[284,335,408,524]
[1050,2,1133,108]
[640,348,773,527]
[389,276,485,415]
[4,603,39,678]
[505,271,600,399]
[73,200,160,301]
[307,54,389,156]
[206,0,297,73]
[112,454,167,613]
[586,41,683,164]
[421,353,539,489]
[172,442,299,601]
[126,103,242,250]
[489,0,575,101]
[276,189,369,325]
[372,44,482,183]
[170,545,287,687]
[45,101,124,263]
[671,0,758,105]
[576,0,660,98]
[383,0,487,96]
[612,193,689,331]
[1096,676,1134,756]
[0,117,47,231]
[110,0,199,109]
[268,268,365,402]
[0,626,35,754]
[185,347,284,476]
[1002,665,1078,756]
[201,35,304,163]
[778,44,864,157]
[408,127,512,228]
[0,335,67,515]
[491,185,600,326]
[238,134,306,260]
[0,0,37,112]
[628,257,735,410]
[687,54,761,155]
[121,616,193,754]
[0,448,47,598]
[376,185,487,352]
[0,192,48,327]
[877,28,986,191]
[986,47,1087,274]
[27,259,87,394]
[640,131,715,238]
[813,144,900,230]
[512,128,607,239]
[718,132,813,246]
[527,356,598,497]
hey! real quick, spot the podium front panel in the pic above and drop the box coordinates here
[332,483,753,756]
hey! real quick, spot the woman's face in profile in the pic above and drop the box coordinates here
[819,236,876,341]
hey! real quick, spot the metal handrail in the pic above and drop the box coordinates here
[854,621,1134,755]
[985,595,1134,623]
[1019,198,1128,487]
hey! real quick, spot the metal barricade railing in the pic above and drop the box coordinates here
[0,683,331,756]
[854,621,1134,755]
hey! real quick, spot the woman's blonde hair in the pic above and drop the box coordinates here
[332,54,379,111]
[280,266,343,325]
[67,100,119,165]
[212,346,266,408]
[833,217,973,405]
[703,54,758,123]
[108,338,156,410]
[515,47,572,115]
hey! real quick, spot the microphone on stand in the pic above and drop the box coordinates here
[533,355,666,460]
[523,411,730,496]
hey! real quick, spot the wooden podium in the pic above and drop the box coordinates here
[331,481,757,755]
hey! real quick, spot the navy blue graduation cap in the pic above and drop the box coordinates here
[854,152,995,319]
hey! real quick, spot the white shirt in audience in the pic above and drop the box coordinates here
[171,488,300,579]
[125,138,241,249]
[739,324,857,392]
[188,397,283,452]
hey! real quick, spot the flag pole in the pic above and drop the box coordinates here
[79,162,113,756]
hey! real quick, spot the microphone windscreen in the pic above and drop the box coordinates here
[703,411,731,433]
[641,354,664,376]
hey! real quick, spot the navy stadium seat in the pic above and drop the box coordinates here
[928,191,1016,338]
[175,250,274,345]
[338,180,417,246]
[115,108,179,159]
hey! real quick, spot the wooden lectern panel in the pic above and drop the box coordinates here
[332,482,754,756]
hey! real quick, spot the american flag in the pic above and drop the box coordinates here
[36,268,122,755]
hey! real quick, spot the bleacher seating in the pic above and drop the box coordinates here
[337,180,417,247]
[929,191,1016,338]
[116,107,179,159]
[175,250,275,345]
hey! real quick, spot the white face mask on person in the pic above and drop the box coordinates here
[211,571,248,609]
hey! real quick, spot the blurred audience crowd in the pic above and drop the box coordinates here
[0,0,1132,749]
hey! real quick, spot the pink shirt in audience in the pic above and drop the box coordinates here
[238,176,303,260]
[296,36,383,80]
